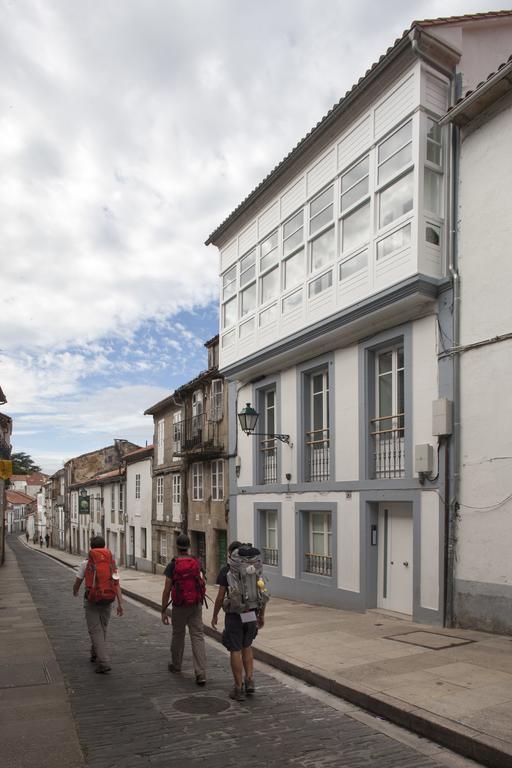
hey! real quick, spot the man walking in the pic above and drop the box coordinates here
[72,535,123,674]
[45,532,50,548]
[211,541,267,701]
[161,533,207,686]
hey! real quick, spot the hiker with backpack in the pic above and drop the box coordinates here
[72,535,123,674]
[211,541,270,701]
[160,533,207,686]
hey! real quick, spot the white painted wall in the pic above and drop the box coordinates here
[334,346,359,481]
[420,491,440,611]
[126,457,152,562]
[412,314,439,477]
[337,492,360,592]
[457,93,512,588]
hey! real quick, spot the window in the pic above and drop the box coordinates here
[282,288,303,314]
[378,121,412,186]
[371,345,405,479]
[426,118,442,167]
[259,303,277,327]
[239,317,255,338]
[260,266,279,304]
[262,510,278,566]
[222,265,237,300]
[377,223,411,261]
[172,474,181,504]
[110,486,115,523]
[379,172,414,228]
[173,410,182,454]
[309,185,333,235]
[159,531,167,565]
[192,463,203,501]
[240,249,256,287]
[424,168,442,216]
[157,419,165,465]
[260,230,278,272]
[192,390,203,439]
[426,222,441,246]
[156,476,164,504]
[283,210,303,256]
[341,155,369,212]
[211,379,223,421]
[222,329,235,348]
[310,227,335,272]
[118,483,124,524]
[284,248,305,290]
[222,296,237,329]
[340,248,368,281]
[211,459,224,501]
[305,511,332,576]
[260,389,277,484]
[305,369,330,481]
[308,270,332,298]
[135,474,141,499]
[240,282,256,317]
[141,527,147,559]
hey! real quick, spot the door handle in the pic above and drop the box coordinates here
[403,561,409,567]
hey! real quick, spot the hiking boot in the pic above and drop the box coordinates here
[195,675,206,686]
[94,664,111,674]
[167,662,181,673]
[229,685,245,702]
[244,677,255,695]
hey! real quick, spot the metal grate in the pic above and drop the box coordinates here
[305,552,332,577]
[262,547,278,567]
[370,414,405,478]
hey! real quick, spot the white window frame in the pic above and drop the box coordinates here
[172,474,181,504]
[157,419,165,465]
[156,476,164,504]
[135,473,140,499]
[309,511,332,556]
[173,410,182,455]
[265,509,278,550]
[211,379,223,421]
[211,459,224,501]
[192,463,203,501]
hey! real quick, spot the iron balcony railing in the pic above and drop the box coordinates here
[260,438,277,484]
[262,547,279,567]
[370,413,405,479]
[305,552,332,577]
[173,413,223,456]
[306,428,330,481]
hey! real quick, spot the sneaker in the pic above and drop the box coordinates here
[94,664,111,674]
[195,675,206,686]
[167,662,181,673]
[244,677,255,695]
[229,685,245,702]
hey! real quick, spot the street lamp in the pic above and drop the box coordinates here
[237,403,290,444]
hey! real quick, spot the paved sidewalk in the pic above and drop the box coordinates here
[23,537,512,767]
[0,545,83,767]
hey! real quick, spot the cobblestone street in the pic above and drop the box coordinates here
[11,539,474,768]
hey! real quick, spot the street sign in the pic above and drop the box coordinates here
[0,460,12,480]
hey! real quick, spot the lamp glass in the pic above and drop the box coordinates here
[238,403,259,434]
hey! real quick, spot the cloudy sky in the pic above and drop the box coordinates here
[1,0,509,473]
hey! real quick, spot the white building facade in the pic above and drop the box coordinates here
[125,446,153,572]
[207,15,512,626]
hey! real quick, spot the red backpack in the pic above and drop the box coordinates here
[171,556,206,607]
[85,548,117,605]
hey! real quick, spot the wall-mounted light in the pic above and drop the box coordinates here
[237,403,290,444]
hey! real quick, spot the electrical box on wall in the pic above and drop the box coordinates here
[432,398,453,436]
[415,444,434,474]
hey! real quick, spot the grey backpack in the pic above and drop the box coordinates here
[223,545,270,614]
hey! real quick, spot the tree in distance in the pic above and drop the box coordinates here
[11,452,42,474]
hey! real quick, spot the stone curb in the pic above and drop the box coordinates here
[21,540,512,768]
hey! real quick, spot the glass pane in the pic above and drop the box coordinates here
[379,351,392,375]
[240,264,255,286]
[240,283,256,316]
[427,142,442,165]
[426,223,441,246]
[283,226,303,256]
[284,248,305,289]
[339,249,368,281]
[379,373,392,417]
[223,297,237,328]
[261,231,278,256]
[260,266,279,304]
[282,289,302,314]
[311,227,335,271]
[260,248,279,272]
[259,303,277,327]
[377,223,411,260]
[341,177,368,211]
[239,318,255,338]
[309,204,334,235]
[397,346,404,370]
[378,143,412,186]
[308,270,333,298]
[267,526,277,550]
[311,512,324,532]
[342,202,370,253]
[312,372,324,395]
[310,185,333,217]
[283,211,303,239]
[341,156,369,193]
[313,391,324,430]
[312,532,324,555]
[378,121,412,163]
[266,389,275,408]
[424,169,442,215]
[222,266,237,299]
[241,249,255,271]
[379,173,413,228]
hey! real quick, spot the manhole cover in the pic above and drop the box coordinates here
[385,631,475,650]
[173,695,231,715]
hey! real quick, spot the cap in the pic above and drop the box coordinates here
[176,533,190,550]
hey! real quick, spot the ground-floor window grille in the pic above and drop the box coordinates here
[261,509,278,566]
[260,438,277,484]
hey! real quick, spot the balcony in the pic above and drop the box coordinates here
[262,547,278,567]
[174,413,223,458]
[306,428,330,482]
[305,552,332,577]
[370,414,405,479]
[260,438,277,484]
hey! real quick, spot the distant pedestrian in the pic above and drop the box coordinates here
[33,534,37,544]
[45,533,50,548]
[25,531,29,543]
[211,541,269,701]
[161,533,207,686]
[39,535,43,548]
[72,535,123,674]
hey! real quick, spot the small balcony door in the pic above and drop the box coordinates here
[372,345,404,478]
[306,370,330,481]
[260,389,277,484]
